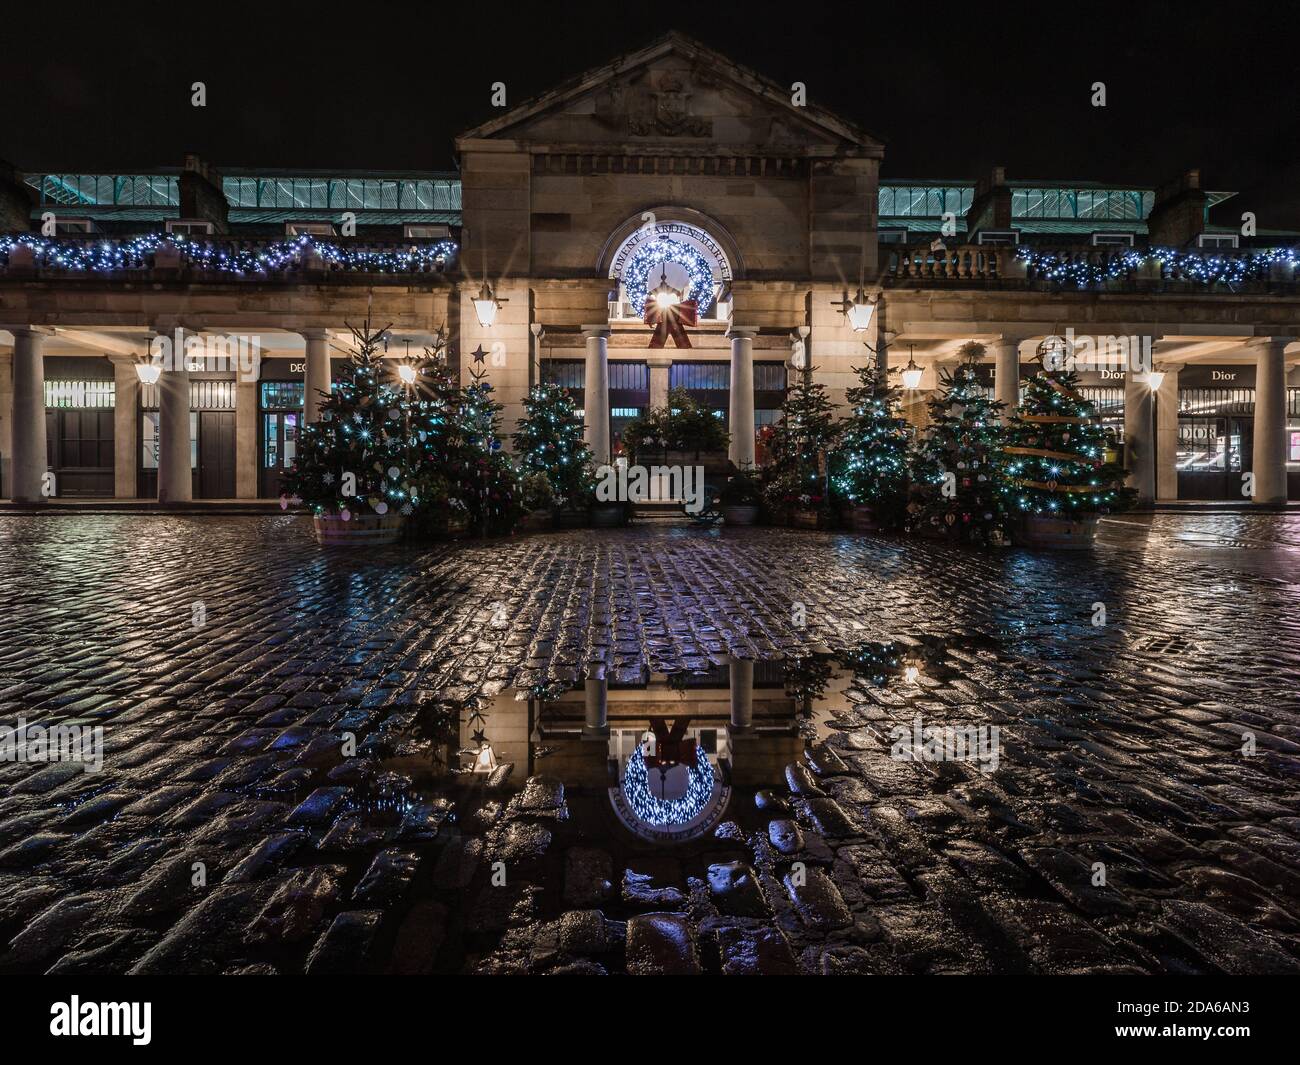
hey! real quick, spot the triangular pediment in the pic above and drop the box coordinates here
[456,32,882,157]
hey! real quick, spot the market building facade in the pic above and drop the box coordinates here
[2,33,1298,506]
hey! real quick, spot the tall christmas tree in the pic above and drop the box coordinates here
[761,368,839,514]
[511,381,594,510]
[911,342,1007,544]
[830,363,913,526]
[1002,353,1135,519]
[284,319,420,520]
[456,349,520,532]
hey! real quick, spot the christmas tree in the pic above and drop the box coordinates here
[456,351,521,533]
[830,363,913,526]
[910,342,1007,544]
[511,381,594,510]
[283,319,420,520]
[760,368,839,515]
[1002,355,1135,519]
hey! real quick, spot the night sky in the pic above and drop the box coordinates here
[4,0,1298,228]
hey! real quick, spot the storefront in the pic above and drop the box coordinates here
[139,376,237,499]
[541,358,650,454]
[258,360,305,499]
[1177,365,1254,500]
[43,356,116,497]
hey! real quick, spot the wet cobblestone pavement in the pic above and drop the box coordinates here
[1,512,1298,974]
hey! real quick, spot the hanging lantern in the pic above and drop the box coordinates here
[833,287,876,332]
[900,344,924,390]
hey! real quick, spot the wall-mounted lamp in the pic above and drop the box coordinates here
[833,287,876,332]
[473,281,507,329]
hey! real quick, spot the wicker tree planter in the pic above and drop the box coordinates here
[1017,514,1099,549]
[312,513,405,546]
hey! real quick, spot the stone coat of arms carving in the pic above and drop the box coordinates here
[629,74,710,136]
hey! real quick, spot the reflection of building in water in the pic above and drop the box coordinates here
[457,657,851,840]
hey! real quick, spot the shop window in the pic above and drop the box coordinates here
[542,360,584,389]
[45,380,115,409]
[670,362,729,390]
[141,411,198,469]
[754,363,788,391]
[261,381,305,408]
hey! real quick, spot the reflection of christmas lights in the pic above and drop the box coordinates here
[622,744,715,826]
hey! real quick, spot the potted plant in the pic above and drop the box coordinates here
[719,467,762,525]
[623,388,731,478]
[516,471,555,532]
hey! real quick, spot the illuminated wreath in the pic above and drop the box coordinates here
[621,743,717,827]
[621,237,716,316]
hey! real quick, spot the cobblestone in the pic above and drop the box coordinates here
[0,511,1298,974]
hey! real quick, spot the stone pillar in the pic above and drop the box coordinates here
[1251,337,1289,505]
[583,677,608,739]
[727,326,757,469]
[235,378,258,499]
[729,658,753,731]
[991,337,1021,421]
[10,329,48,502]
[582,325,611,465]
[302,329,331,424]
[0,351,12,499]
[1155,366,1181,501]
[1124,368,1156,504]
[112,358,140,498]
[648,355,671,409]
[157,364,192,503]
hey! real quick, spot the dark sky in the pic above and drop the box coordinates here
[4,0,1299,227]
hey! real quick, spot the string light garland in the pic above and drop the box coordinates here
[621,237,716,315]
[0,233,458,277]
[1014,245,1299,288]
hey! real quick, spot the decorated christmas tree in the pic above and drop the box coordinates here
[830,363,913,526]
[760,368,840,516]
[910,342,1007,544]
[1002,353,1135,520]
[456,350,520,533]
[511,381,594,510]
[283,319,420,520]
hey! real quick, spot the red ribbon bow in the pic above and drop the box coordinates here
[642,297,697,348]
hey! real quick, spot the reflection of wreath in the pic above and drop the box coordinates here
[622,744,716,826]
[622,237,716,315]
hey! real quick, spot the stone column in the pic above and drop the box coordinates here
[729,658,753,731]
[301,329,331,424]
[647,355,671,409]
[583,677,608,739]
[235,378,258,499]
[112,358,140,498]
[727,326,756,468]
[582,325,611,465]
[10,328,48,502]
[1155,366,1181,501]
[1124,367,1156,504]
[0,351,12,499]
[157,362,192,504]
[991,336,1021,421]
[1251,337,1289,505]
